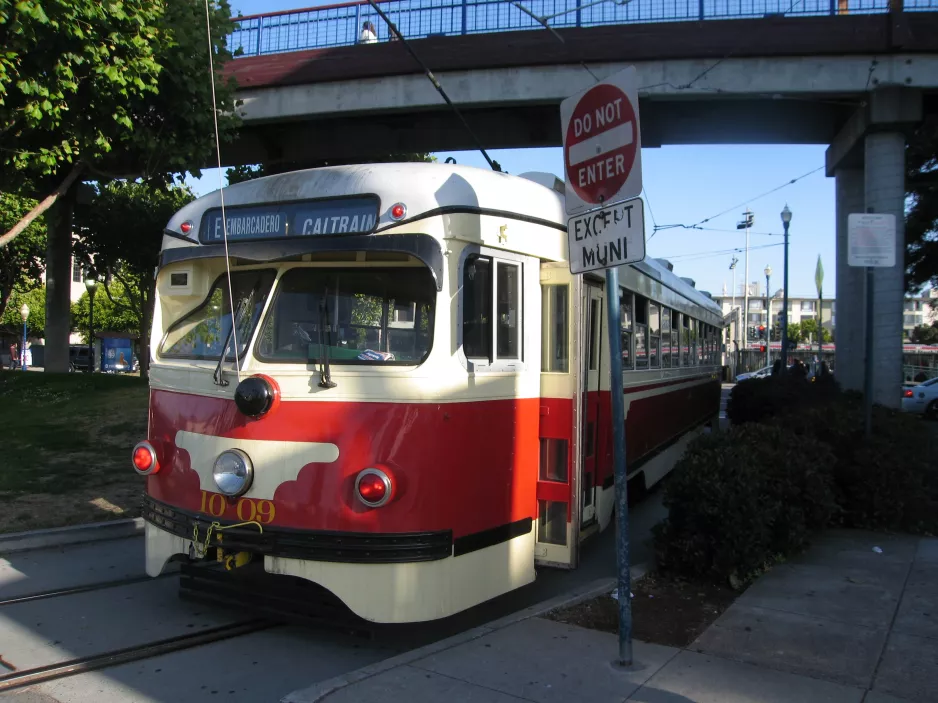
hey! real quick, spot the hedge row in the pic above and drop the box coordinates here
[654,376,937,586]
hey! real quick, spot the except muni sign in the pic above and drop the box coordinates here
[567,197,645,274]
[561,66,643,216]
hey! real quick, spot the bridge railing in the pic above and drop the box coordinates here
[229,0,935,57]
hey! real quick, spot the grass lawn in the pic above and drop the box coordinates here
[0,370,148,533]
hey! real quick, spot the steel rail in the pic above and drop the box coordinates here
[0,620,275,692]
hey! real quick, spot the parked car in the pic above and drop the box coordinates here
[68,345,93,372]
[901,377,938,419]
[736,366,772,382]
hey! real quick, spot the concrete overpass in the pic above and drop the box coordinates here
[218,1,938,406]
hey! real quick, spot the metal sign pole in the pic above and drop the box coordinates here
[604,265,632,667]
[864,265,874,438]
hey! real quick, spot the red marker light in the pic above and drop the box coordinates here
[904,389,914,398]
[132,441,159,475]
[355,468,393,508]
[180,221,193,234]
[390,203,406,221]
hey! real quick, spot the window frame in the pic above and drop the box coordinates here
[252,266,437,367]
[541,284,570,374]
[458,247,528,373]
[620,288,634,372]
[159,268,277,362]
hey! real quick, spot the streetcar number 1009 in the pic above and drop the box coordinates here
[199,490,276,524]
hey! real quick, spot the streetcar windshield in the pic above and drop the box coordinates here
[160,270,276,360]
[255,267,435,365]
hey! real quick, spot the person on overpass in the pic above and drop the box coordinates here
[360,21,377,44]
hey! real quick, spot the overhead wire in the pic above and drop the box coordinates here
[365,0,501,171]
[649,165,824,238]
[203,0,241,384]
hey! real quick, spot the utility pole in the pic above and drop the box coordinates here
[729,257,738,359]
[737,209,754,354]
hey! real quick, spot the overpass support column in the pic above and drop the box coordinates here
[834,169,864,392]
[864,130,906,408]
[826,87,922,407]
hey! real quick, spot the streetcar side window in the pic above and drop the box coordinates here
[681,315,691,366]
[619,290,633,371]
[649,302,660,369]
[672,310,681,367]
[462,254,523,367]
[660,306,671,368]
[496,262,521,360]
[463,255,493,361]
[695,320,703,365]
[634,294,648,370]
[541,285,569,373]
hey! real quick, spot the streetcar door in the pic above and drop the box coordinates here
[581,282,603,526]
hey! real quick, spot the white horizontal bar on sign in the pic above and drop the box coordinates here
[568,122,633,166]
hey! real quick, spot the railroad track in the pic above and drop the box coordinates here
[0,572,175,608]
[0,619,276,693]
[0,564,377,692]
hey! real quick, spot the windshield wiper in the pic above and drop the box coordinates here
[213,298,247,387]
[317,289,337,389]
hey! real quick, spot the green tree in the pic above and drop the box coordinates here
[910,322,938,345]
[785,321,803,344]
[74,181,196,378]
[70,277,141,343]
[1,285,46,337]
[799,317,833,344]
[0,0,238,372]
[0,192,45,319]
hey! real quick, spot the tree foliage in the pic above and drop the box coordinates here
[74,181,195,376]
[0,0,237,188]
[0,192,45,318]
[0,0,163,182]
[1,0,239,372]
[906,115,938,293]
[797,318,832,344]
[910,322,938,345]
[1,285,45,336]
[70,277,141,343]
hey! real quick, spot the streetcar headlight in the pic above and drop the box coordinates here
[213,449,254,497]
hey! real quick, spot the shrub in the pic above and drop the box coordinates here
[774,397,938,534]
[726,373,840,426]
[653,423,838,586]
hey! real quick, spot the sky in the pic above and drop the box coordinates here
[188,0,838,300]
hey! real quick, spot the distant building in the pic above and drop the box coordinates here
[713,283,936,343]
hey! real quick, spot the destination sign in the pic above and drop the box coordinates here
[199,196,380,244]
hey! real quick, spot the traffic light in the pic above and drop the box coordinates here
[758,325,765,340]
[760,345,767,353]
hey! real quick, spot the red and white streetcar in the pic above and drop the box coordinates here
[135,162,722,623]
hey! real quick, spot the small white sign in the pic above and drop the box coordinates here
[567,197,645,274]
[848,213,896,268]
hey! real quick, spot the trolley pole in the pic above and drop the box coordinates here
[605,265,632,667]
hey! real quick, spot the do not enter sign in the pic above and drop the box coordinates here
[561,67,643,216]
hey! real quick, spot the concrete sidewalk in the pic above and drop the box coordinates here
[283,530,937,703]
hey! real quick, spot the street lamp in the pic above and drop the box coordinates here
[19,303,29,371]
[764,265,772,368]
[84,272,99,373]
[780,205,792,370]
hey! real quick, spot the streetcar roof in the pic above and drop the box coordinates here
[165,162,565,245]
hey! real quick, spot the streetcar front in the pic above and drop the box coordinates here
[135,164,562,623]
